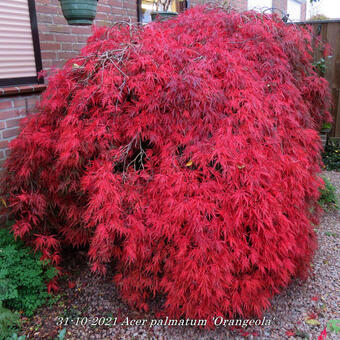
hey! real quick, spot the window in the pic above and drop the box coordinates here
[138,0,187,24]
[287,0,302,21]
[248,0,273,12]
[0,0,43,87]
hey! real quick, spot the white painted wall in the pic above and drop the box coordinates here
[287,0,301,21]
[248,0,273,12]
[306,0,340,19]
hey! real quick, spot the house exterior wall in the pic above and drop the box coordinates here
[37,0,137,70]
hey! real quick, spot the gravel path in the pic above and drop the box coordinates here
[22,171,340,340]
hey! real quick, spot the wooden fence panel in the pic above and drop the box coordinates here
[295,20,340,137]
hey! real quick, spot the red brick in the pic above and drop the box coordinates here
[77,35,89,43]
[0,110,20,120]
[123,3,137,10]
[96,20,112,27]
[26,97,39,107]
[6,118,22,129]
[50,25,73,34]
[0,150,4,159]
[42,60,54,68]
[13,99,26,108]
[55,34,78,42]
[37,13,53,23]
[97,4,111,12]
[57,52,77,61]
[39,33,56,42]
[0,140,9,149]
[0,101,12,110]
[37,23,50,33]
[111,0,124,7]
[53,16,68,25]
[54,60,66,69]
[38,0,53,5]
[0,121,5,130]
[62,43,73,51]
[72,43,85,51]
[96,12,109,20]
[71,26,92,35]
[36,4,59,14]
[108,8,125,16]
[41,51,57,60]
[3,128,20,139]
[40,42,61,51]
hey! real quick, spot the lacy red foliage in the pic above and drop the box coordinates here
[2,5,332,322]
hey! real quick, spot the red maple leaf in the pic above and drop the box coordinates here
[68,281,76,289]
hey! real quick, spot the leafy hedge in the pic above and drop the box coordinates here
[0,227,57,317]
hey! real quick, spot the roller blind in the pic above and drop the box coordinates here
[0,0,37,81]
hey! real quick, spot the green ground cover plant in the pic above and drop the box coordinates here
[318,177,339,211]
[0,226,57,317]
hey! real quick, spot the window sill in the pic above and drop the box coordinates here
[0,84,46,97]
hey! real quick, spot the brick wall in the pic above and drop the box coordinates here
[37,0,138,70]
[0,95,41,169]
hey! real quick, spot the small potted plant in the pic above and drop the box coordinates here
[320,122,332,148]
[320,122,332,134]
[58,0,98,26]
[151,0,178,21]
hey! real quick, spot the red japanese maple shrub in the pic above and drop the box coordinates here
[1,5,332,321]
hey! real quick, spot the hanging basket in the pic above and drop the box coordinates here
[151,11,178,22]
[59,0,98,26]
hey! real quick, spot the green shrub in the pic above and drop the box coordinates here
[319,177,339,211]
[0,227,57,317]
[322,142,340,171]
[0,303,20,340]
